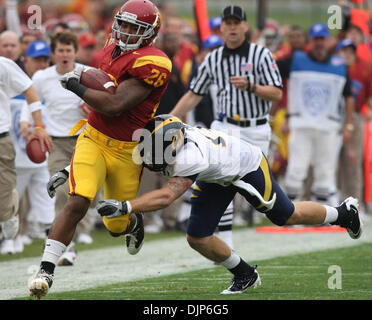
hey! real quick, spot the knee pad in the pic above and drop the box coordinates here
[102,215,130,234]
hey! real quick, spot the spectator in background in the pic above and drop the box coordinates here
[61,13,89,35]
[345,24,369,62]
[278,23,354,205]
[0,29,24,70]
[42,20,70,44]
[82,0,108,33]
[76,32,96,66]
[288,26,308,52]
[260,19,283,53]
[336,39,372,216]
[165,16,198,88]
[270,25,308,181]
[209,16,222,37]
[23,41,51,77]
[274,25,307,60]
[156,32,184,115]
[93,28,110,51]
[49,22,70,38]
[19,32,38,57]
[89,23,112,69]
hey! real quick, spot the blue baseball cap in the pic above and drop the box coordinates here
[25,41,51,58]
[336,39,357,52]
[209,16,222,30]
[202,35,223,50]
[309,23,329,39]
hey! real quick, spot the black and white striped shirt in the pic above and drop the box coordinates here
[190,41,282,120]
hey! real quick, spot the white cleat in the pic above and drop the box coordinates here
[29,269,54,300]
[76,233,93,244]
[57,242,77,266]
[0,239,15,255]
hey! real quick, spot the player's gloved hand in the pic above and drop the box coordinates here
[96,200,131,219]
[47,169,69,198]
[59,65,85,89]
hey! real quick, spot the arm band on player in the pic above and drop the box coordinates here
[28,101,42,113]
[66,78,88,99]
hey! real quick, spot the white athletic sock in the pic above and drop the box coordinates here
[220,251,241,270]
[42,239,67,265]
[323,205,338,224]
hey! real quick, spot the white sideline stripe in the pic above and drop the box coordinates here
[1,221,372,300]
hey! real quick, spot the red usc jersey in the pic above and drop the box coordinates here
[88,42,172,141]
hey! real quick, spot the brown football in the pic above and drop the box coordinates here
[80,68,117,93]
[26,138,46,163]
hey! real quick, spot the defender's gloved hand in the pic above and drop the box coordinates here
[96,200,132,219]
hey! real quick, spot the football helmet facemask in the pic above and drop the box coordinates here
[112,0,161,52]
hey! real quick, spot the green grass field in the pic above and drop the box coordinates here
[14,242,372,301]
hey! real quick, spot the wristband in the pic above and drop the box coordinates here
[34,126,45,130]
[66,78,88,99]
[125,201,132,214]
[29,101,42,113]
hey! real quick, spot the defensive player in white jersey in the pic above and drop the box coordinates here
[50,115,362,294]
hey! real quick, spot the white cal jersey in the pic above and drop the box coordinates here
[164,126,263,186]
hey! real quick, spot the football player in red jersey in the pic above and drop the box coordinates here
[29,0,172,299]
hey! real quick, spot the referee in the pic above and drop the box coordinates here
[170,5,283,249]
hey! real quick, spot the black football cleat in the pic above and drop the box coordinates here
[335,197,362,239]
[126,213,144,255]
[221,265,261,294]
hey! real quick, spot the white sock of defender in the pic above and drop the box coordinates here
[323,205,338,224]
[220,251,241,269]
[42,239,67,266]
